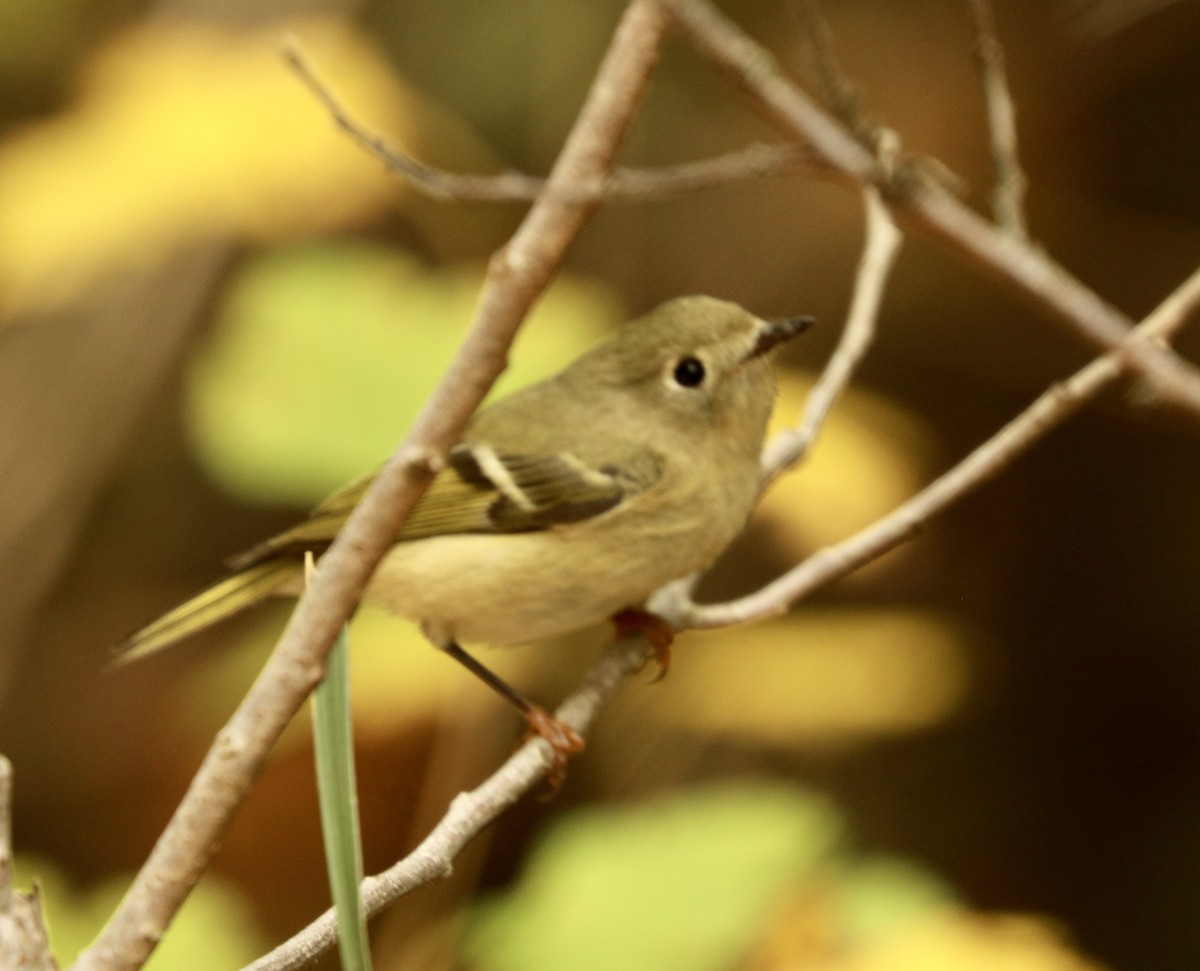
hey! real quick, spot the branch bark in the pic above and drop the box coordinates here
[966,0,1030,237]
[0,756,57,971]
[70,3,670,969]
[242,639,652,971]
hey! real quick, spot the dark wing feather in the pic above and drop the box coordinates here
[227,443,661,570]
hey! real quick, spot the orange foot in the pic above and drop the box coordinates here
[523,705,585,794]
[612,609,676,682]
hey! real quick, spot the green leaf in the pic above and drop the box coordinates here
[466,782,844,971]
[839,856,956,945]
[11,856,267,969]
[312,620,373,971]
[186,242,621,505]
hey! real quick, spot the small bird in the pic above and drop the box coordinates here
[119,295,811,761]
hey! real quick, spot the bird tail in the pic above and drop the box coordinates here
[114,560,301,664]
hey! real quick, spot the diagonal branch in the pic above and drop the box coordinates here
[242,638,652,971]
[664,0,1200,424]
[70,4,671,970]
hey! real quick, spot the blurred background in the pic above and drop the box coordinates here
[2,0,1199,968]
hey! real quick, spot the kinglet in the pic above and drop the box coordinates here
[120,295,811,757]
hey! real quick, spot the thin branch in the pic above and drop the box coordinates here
[966,0,1030,237]
[242,638,653,971]
[1067,0,1188,39]
[760,185,901,480]
[70,4,671,970]
[664,0,1200,424]
[664,262,1200,630]
[793,0,872,147]
[284,38,810,203]
[0,756,11,913]
[0,756,57,971]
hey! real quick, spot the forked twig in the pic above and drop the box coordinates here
[966,0,1030,237]
[0,757,56,971]
[284,38,811,203]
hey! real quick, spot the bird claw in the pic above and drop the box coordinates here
[612,609,675,682]
[523,705,585,795]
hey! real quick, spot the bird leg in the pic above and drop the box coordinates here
[611,608,675,681]
[438,640,584,785]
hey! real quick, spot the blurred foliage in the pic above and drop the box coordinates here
[187,243,622,505]
[462,781,1103,971]
[12,855,268,969]
[663,611,971,748]
[465,782,856,971]
[761,371,937,554]
[0,17,492,317]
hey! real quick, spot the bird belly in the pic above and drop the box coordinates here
[364,518,725,648]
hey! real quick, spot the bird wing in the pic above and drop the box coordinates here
[226,442,663,570]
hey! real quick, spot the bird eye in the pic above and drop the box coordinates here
[672,357,706,388]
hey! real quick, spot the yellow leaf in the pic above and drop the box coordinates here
[844,911,1109,971]
[0,18,488,314]
[758,370,937,560]
[657,610,971,747]
[185,243,621,505]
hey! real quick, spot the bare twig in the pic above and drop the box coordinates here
[760,185,901,480]
[285,39,809,203]
[664,0,1200,423]
[1067,0,1188,39]
[242,638,653,971]
[70,4,670,970]
[793,0,871,145]
[0,756,11,913]
[0,756,57,971]
[966,0,1030,237]
[662,262,1200,630]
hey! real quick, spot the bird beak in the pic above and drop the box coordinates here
[746,315,815,360]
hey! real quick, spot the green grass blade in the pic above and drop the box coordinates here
[312,623,373,971]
